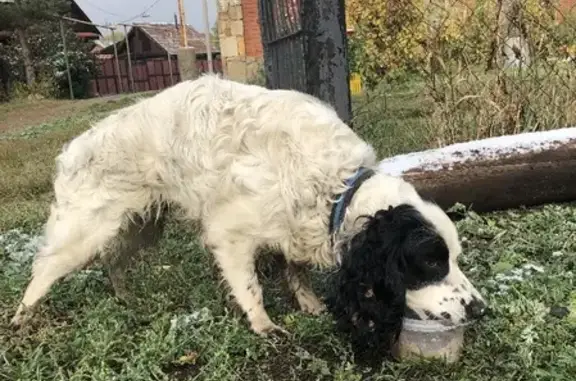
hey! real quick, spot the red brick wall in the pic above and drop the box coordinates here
[241,0,263,58]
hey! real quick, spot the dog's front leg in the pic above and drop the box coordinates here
[285,263,326,315]
[212,239,287,336]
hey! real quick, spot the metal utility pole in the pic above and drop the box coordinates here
[110,27,123,93]
[177,0,188,47]
[202,0,213,72]
[123,25,135,92]
[59,19,74,100]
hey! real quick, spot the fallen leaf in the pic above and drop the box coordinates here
[175,351,199,365]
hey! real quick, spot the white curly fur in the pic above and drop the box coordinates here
[11,75,484,334]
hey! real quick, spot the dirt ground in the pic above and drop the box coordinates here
[0,95,126,133]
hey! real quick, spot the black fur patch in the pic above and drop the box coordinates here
[325,204,450,361]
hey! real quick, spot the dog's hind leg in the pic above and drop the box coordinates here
[285,263,326,316]
[10,202,129,327]
[209,237,287,336]
[103,209,167,301]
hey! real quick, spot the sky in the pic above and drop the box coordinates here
[75,0,218,35]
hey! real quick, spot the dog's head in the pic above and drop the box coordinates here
[326,203,486,357]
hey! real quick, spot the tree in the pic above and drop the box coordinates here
[0,0,68,86]
[494,0,529,69]
[347,0,561,86]
[346,0,429,89]
[101,30,125,45]
[0,17,97,99]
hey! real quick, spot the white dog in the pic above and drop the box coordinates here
[11,75,486,356]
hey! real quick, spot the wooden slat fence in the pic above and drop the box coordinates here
[90,57,223,97]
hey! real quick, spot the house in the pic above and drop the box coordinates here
[90,23,221,97]
[0,0,101,42]
[69,0,101,40]
[90,39,107,53]
[98,23,219,63]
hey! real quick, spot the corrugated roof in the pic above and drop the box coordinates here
[133,23,217,55]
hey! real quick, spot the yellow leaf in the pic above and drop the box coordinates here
[174,351,199,365]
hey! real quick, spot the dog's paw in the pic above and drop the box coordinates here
[296,292,326,316]
[112,287,132,305]
[10,311,26,329]
[250,316,289,337]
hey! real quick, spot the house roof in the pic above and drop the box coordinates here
[0,0,101,39]
[137,23,216,55]
[70,0,101,37]
[101,23,218,56]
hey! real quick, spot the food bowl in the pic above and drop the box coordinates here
[392,318,468,363]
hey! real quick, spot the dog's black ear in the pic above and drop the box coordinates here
[326,205,423,360]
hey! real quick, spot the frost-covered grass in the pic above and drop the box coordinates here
[2,203,575,380]
[1,93,575,381]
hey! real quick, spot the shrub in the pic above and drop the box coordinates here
[246,62,266,87]
[426,64,576,146]
[0,21,97,100]
[349,0,576,147]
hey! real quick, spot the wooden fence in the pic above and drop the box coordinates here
[90,56,223,97]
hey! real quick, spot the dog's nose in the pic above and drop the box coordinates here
[465,298,487,320]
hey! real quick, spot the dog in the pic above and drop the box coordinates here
[11,75,486,356]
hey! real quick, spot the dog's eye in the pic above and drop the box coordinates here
[426,259,439,268]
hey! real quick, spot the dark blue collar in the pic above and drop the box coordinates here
[329,167,375,235]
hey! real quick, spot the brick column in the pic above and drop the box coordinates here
[242,0,262,58]
[178,47,198,81]
[217,0,263,82]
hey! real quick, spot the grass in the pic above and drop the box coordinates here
[425,62,576,146]
[0,94,150,133]
[1,91,575,381]
[352,78,433,157]
[353,61,576,154]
